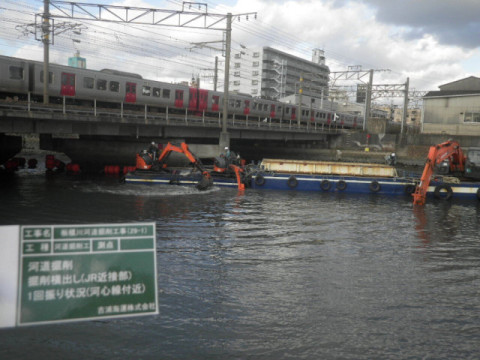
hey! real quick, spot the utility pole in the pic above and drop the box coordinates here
[42,0,50,104]
[364,69,373,131]
[219,13,232,148]
[214,56,218,91]
[401,77,409,137]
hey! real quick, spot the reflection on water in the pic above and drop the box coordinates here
[1,174,480,359]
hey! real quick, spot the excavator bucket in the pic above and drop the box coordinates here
[196,173,213,191]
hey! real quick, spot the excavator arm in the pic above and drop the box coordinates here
[412,140,466,206]
[157,142,209,175]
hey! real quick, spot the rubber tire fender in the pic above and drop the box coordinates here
[336,180,347,191]
[254,174,266,186]
[287,175,298,188]
[434,184,453,200]
[320,179,331,191]
[369,180,381,192]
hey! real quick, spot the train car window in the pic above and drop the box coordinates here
[142,86,151,96]
[127,83,136,94]
[277,105,282,112]
[229,99,235,107]
[263,104,268,111]
[286,107,290,115]
[61,73,75,86]
[109,81,119,92]
[236,100,241,108]
[212,96,219,105]
[40,71,53,84]
[83,77,94,89]
[97,79,107,91]
[252,102,258,110]
[9,66,24,80]
[163,89,170,99]
[153,87,161,97]
[110,81,119,92]
[175,90,183,100]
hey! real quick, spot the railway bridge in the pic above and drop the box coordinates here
[0,99,357,169]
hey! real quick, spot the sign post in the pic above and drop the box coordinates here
[0,223,158,327]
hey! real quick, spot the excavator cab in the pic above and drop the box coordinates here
[464,148,480,180]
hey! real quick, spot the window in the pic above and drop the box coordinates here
[142,86,151,96]
[253,52,260,58]
[83,77,94,89]
[97,79,107,91]
[252,89,258,95]
[229,99,235,107]
[61,73,75,86]
[40,71,53,84]
[253,102,258,110]
[127,83,136,94]
[234,71,240,77]
[251,80,258,85]
[464,112,480,123]
[175,90,183,100]
[163,89,170,98]
[153,87,161,97]
[252,71,259,76]
[252,61,259,67]
[234,63,241,68]
[109,81,119,92]
[212,95,220,105]
[233,81,240,86]
[286,107,290,114]
[9,66,24,80]
[235,100,241,108]
[234,53,241,59]
[263,104,268,111]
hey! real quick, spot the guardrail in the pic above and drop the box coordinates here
[0,98,349,135]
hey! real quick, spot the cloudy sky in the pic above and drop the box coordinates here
[1,0,479,103]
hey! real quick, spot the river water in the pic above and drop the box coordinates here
[1,172,480,359]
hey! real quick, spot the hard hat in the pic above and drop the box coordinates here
[151,141,155,145]
[225,146,229,150]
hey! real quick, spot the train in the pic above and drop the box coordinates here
[0,54,361,128]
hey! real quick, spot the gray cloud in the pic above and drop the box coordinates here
[336,0,480,48]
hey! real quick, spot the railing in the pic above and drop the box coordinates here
[0,97,349,134]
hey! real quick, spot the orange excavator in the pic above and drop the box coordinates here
[136,142,213,190]
[212,148,246,191]
[135,142,246,190]
[412,140,466,206]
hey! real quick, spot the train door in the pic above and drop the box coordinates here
[199,89,208,111]
[291,107,296,121]
[212,95,220,112]
[270,104,275,118]
[125,82,136,103]
[188,88,197,111]
[175,89,184,108]
[61,72,76,96]
[244,100,251,115]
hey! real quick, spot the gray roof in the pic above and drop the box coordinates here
[424,90,480,98]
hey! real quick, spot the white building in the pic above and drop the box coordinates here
[230,47,329,101]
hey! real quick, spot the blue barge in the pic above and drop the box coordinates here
[123,158,480,201]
